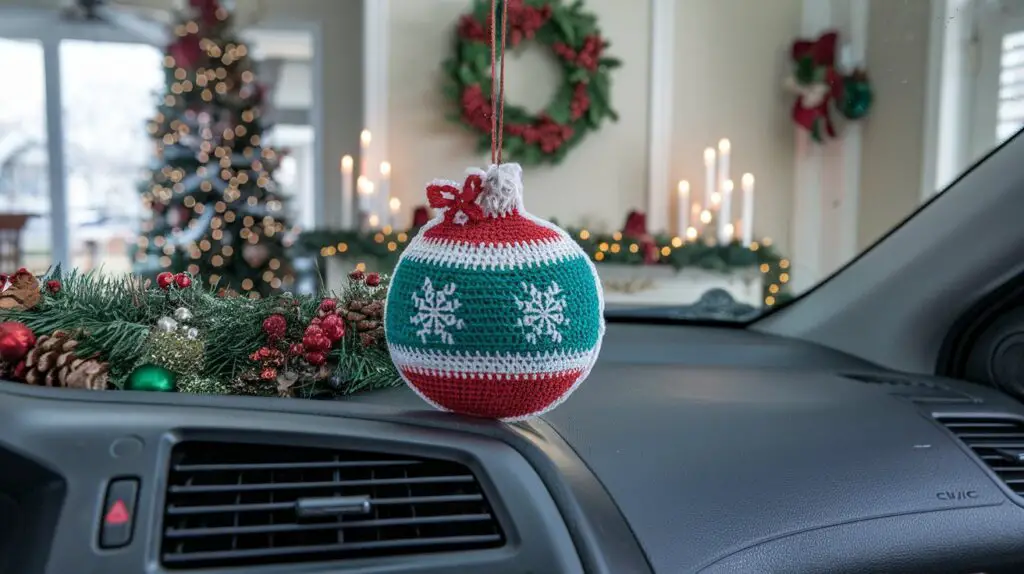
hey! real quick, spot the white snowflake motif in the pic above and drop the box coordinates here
[515,281,569,344]
[410,277,465,345]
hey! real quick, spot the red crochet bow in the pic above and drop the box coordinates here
[426,174,485,225]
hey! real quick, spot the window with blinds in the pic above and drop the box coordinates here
[998,30,1024,142]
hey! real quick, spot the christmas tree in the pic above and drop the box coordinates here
[134,0,293,298]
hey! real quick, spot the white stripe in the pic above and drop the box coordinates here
[389,344,597,374]
[405,234,583,270]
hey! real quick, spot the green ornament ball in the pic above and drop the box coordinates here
[127,364,177,392]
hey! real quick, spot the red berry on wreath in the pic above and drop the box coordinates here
[319,298,337,312]
[302,333,331,353]
[320,314,345,341]
[174,273,192,289]
[365,272,381,287]
[46,280,61,294]
[0,321,35,362]
[156,272,174,290]
[262,314,287,340]
[259,367,277,381]
[304,352,326,366]
[349,269,365,281]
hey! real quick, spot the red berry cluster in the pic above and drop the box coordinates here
[553,34,605,71]
[156,271,192,290]
[261,314,287,341]
[506,116,575,154]
[569,82,591,121]
[302,298,348,366]
[348,269,381,287]
[457,14,488,43]
[460,85,492,133]
[505,0,553,47]
[46,280,61,294]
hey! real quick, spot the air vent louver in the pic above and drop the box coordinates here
[160,441,504,569]
[937,416,1024,496]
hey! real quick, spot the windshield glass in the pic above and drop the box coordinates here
[0,0,1015,323]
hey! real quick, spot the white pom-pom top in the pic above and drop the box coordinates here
[467,162,524,217]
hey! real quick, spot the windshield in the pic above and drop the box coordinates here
[0,0,1016,323]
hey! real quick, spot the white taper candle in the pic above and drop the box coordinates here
[741,173,755,246]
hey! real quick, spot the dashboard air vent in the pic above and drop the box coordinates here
[841,373,978,403]
[937,416,1024,496]
[160,441,504,569]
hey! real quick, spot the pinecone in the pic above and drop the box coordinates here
[23,331,109,390]
[344,298,384,346]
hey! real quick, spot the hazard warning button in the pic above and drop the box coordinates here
[99,478,139,549]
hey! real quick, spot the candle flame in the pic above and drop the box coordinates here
[341,155,353,171]
[380,161,391,177]
[723,223,735,239]
[723,179,734,193]
[360,130,372,146]
[741,173,755,189]
[677,180,689,195]
[718,138,731,153]
[703,148,716,164]
[710,192,722,207]
[700,210,712,224]
[357,175,368,193]
[389,197,401,212]
[368,213,379,227]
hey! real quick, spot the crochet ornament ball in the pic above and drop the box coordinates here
[385,163,605,421]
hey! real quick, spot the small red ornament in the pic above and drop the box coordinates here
[349,269,365,281]
[156,272,174,290]
[0,321,36,362]
[174,273,192,289]
[259,367,277,381]
[304,325,325,339]
[45,280,61,294]
[302,332,331,353]
[365,273,381,287]
[262,314,287,340]
[320,314,346,341]
[319,298,337,312]
[304,352,326,366]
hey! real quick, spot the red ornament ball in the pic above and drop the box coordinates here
[46,280,61,294]
[305,352,326,366]
[0,321,36,362]
[174,273,192,289]
[304,325,325,339]
[156,272,175,290]
[262,314,288,340]
[320,314,346,341]
[319,298,337,312]
[365,272,381,287]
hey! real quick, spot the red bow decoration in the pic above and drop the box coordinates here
[789,31,842,141]
[621,211,659,264]
[426,175,485,226]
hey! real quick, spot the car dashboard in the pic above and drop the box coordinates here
[4,323,1024,574]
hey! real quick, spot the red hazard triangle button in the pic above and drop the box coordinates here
[105,500,130,525]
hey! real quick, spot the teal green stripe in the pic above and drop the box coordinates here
[386,255,601,354]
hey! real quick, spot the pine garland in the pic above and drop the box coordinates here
[0,268,400,397]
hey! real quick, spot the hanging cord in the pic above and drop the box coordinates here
[489,0,509,165]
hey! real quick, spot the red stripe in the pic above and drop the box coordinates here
[423,211,560,244]
[402,368,583,419]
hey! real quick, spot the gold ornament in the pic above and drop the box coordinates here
[142,330,205,376]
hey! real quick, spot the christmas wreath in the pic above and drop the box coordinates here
[442,0,621,165]
[0,267,400,398]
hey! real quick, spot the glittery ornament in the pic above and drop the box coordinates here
[320,314,345,342]
[156,316,178,333]
[0,321,36,362]
[185,327,200,340]
[157,272,175,290]
[126,364,177,392]
[177,375,232,394]
[173,307,193,322]
[142,330,205,376]
[174,273,192,289]
[262,314,287,340]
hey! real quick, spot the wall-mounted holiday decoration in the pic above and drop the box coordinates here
[442,0,621,165]
[784,31,874,142]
